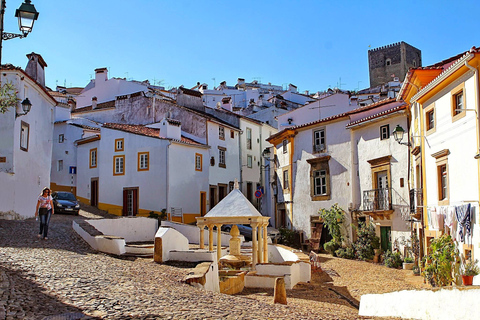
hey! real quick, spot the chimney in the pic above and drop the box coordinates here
[25,52,47,87]
[95,67,108,84]
[288,83,297,93]
[158,116,181,140]
[68,98,76,112]
[237,78,245,85]
[92,96,98,109]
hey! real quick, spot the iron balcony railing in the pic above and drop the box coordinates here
[409,188,423,216]
[362,188,392,211]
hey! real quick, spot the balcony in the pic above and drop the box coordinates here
[409,188,423,220]
[362,188,394,220]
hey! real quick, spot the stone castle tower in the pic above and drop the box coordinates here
[368,41,421,88]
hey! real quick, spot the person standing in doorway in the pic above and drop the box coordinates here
[35,187,54,240]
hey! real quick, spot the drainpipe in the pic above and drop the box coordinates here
[153,92,156,123]
[166,141,171,218]
[238,129,243,191]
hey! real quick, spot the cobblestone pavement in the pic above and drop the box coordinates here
[0,205,362,320]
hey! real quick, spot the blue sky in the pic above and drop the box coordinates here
[3,0,479,92]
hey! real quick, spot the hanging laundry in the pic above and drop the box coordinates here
[437,206,446,231]
[430,207,439,230]
[444,206,455,237]
[455,203,471,242]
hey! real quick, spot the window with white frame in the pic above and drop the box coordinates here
[219,126,225,140]
[59,134,65,143]
[114,155,125,175]
[115,138,124,151]
[195,153,202,171]
[90,148,97,168]
[20,121,29,151]
[282,139,288,154]
[247,155,253,168]
[313,128,325,152]
[57,160,64,172]
[283,169,289,190]
[380,125,390,140]
[218,147,226,168]
[138,152,149,171]
[313,170,327,195]
[246,128,252,150]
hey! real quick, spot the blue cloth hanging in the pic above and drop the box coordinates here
[455,203,471,242]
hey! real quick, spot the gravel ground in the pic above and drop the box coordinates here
[0,204,428,319]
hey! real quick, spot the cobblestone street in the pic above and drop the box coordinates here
[1,206,363,320]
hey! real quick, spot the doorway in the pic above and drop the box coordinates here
[380,226,392,252]
[200,192,207,216]
[375,170,389,210]
[123,188,138,216]
[209,185,217,210]
[90,178,98,207]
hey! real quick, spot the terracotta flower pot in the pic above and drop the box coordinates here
[462,275,474,286]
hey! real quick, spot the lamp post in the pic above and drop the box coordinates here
[393,124,431,148]
[0,0,39,67]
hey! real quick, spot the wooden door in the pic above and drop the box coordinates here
[90,178,98,207]
[380,226,391,252]
[200,192,207,216]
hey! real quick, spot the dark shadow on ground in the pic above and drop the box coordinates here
[0,264,100,319]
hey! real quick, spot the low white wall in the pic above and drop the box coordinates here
[155,227,189,262]
[96,236,126,255]
[161,221,237,246]
[247,261,311,290]
[72,221,98,250]
[268,245,300,263]
[359,288,480,320]
[169,250,219,263]
[88,217,158,242]
[204,261,220,292]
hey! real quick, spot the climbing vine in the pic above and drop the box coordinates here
[0,81,20,114]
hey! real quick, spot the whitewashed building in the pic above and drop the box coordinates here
[76,119,210,224]
[0,53,57,219]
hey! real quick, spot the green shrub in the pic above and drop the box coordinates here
[353,221,380,261]
[149,208,167,221]
[278,227,296,247]
[324,239,341,256]
[404,257,414,263]
[422,235,458,287]
[383,250,403,268]
[335,247,356,259]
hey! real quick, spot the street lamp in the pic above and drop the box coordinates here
[0,0,39,66]
[15,96,30,117]
[393,124,431,148]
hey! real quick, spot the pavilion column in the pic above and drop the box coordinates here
[199,225,205,249]
[258,224,264,264]
[208,224,214,251]
[263,224,268,263]
[216,224,222,261]
[252,223,258,269]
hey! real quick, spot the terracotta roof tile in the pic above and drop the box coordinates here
[346,103,406,128]
[102,123,205,147]
[72,100,116,113]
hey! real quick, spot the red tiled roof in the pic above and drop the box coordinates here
[102,123,205,147]
[72,100,116,113]
[346,103,406,128]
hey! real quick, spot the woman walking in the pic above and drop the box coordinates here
[35,187,54,239]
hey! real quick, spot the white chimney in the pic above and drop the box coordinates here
[92,97,98,109]
[95,67,108,84]
[157,117,182,140]
[288,83,297,93]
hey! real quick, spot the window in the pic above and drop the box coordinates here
[439,164,448,201]
[247,155,253,168]
[195,153,202,171]
[426,105,435,133]
[413,60,417,67]
[59,134,64,143]
[218,147,226,168]
[138,152,149,171]
[219,126,225,140]
[432,149,449,205]
[20,121,29,151]
[386,58,391,66]
[282,139,288,154]
[380,125,390,140]
[313,128,326,152]
[313,170,327,196]
[283,169,289,190]
[57,160,63,172]
[451,84,466,121]
[307,156,331,201]
[246,128,252,150]
[114,155,125,175]
[230,130,234,139]
[90,148,97,168]
[115,138,124,151]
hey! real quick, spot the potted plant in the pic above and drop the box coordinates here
[461,258,480,286]
[403,256,414,270]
